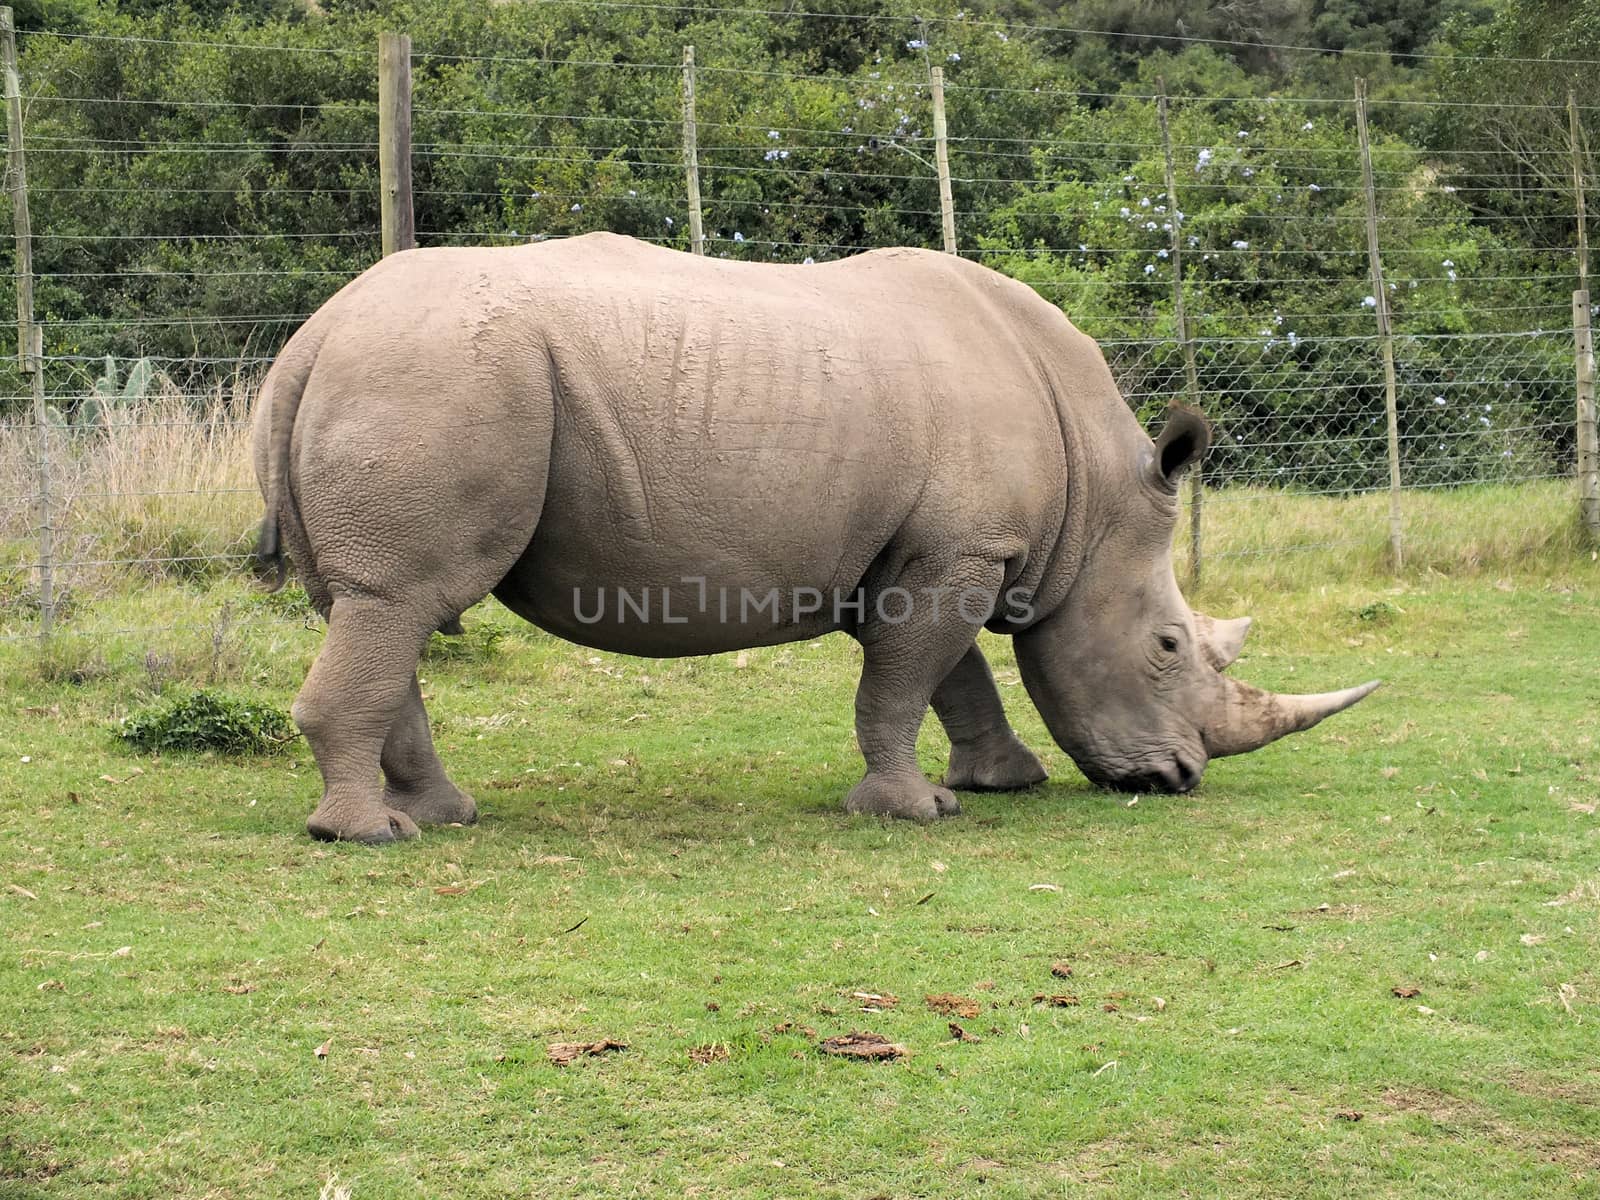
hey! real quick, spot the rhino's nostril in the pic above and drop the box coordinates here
[1173,756,1200,792]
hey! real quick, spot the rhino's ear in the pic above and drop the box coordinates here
[1150,406,1211,491]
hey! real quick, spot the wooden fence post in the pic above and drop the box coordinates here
[930,66,957,254]
[1570,91,1589,293]
[378,31,414,255]
[1355,78,1404,571]
[1568,92,1599,538]
[2,6,51,640]
[682,46,705,255]
[1157,78,1204,586]
[1574,292,1599,537]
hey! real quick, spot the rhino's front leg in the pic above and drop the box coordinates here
[845,558,1004,822]
[933,645,1048,792]
[380,676,478,827]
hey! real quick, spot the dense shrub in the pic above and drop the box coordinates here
[117,688,297,755]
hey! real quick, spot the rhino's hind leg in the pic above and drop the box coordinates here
[933,645,1048,792]
[295,597,435,845]
[845,558,1007,822]
[380,676,478,827]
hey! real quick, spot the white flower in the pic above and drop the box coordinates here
[1144,264,1156,275]
[1123,174,1135,183]
[947,52,961,62]
[1237,129,1249,138]
[1195,148,1213,170]
[803,256,814,265]
[1231,240,1249,250]
[1302,121,1314,131]
[570,203,582,212]
[995,30,1008,41]
[627,189,637,197]
[1442,259,1454,268]
[1241,167,1254,178]
[733,232,744,243]
[1078,243,1088,252]
[768,130,781,140]
[1434,396,1446,406]
[1119,206,1131,217]
[1188,235,1199,247]
[1140,196,1151,207]
[1308,183,1321,192]
[906,38,926,50]
[1145,221,1158,231]
[1362,295,1377,308]
[665,216,674,226]
[1157,248,1169,258]
[1447,269,1458,282]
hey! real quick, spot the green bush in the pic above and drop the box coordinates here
[243,580,315,620]
[116,688,297,755]
[422,621,505,664]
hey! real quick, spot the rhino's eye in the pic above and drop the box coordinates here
[1158,635,1180,654]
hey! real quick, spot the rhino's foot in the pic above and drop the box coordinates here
[944,733,1048,792]
[307,799,421,845]
[845,772,961,822]
[383,782,478,827]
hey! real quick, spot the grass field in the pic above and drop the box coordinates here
[1,500,1598,1197]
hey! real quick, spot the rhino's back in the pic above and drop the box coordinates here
[300,234,1076,653]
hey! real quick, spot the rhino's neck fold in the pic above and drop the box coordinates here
[998,351,1107,634]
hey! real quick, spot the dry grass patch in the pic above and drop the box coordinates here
[0,377,259,608]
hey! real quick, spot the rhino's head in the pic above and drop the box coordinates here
[1013,407,1378,793]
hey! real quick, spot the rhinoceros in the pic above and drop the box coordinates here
[253,232,1376,843]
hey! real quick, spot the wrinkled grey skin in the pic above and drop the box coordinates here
[254,232,1377,843]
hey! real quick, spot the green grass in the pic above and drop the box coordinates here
[1,505,1598,1197]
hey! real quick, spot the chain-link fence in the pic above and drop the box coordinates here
[1,14,1596,655]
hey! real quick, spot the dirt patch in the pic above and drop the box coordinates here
[1500,1068,1600,1105]
[0,1134,70,1183]
[1379,1087,1600,1169]
[925,993,981,1019]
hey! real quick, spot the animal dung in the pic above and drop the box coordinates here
[546,1038,628,1066]
[818,1031,909,1060]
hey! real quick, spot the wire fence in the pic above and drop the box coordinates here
[1,14,1597,653]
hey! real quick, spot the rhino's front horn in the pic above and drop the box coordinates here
[1205,676,1381,758]
[1194,613,1252,671]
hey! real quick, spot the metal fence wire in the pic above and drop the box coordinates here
[1,13,1597,649]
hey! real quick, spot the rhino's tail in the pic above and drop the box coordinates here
[254,326,327,594]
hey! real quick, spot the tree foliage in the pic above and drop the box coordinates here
[0,0,1584,487]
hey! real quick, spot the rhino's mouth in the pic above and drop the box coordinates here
[1083,755,1202,795]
